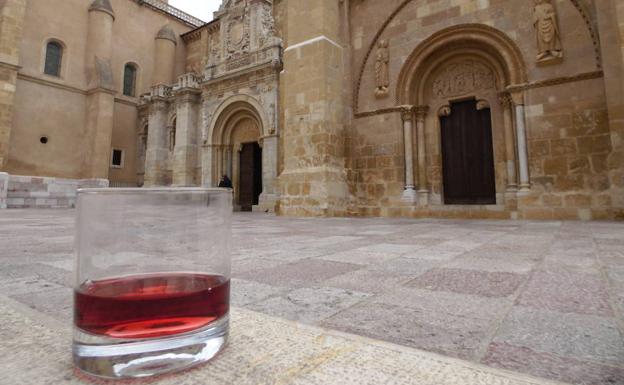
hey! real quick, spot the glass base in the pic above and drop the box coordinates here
[73,315,228,379]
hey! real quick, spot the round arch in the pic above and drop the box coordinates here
[207,94,269,145]
[396,24,527,105]
[354,0,600,111]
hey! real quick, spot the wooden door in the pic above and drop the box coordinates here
[440,99,496,205]
[239,142,263,211]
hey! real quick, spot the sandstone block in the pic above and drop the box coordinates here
[564,194,592,208]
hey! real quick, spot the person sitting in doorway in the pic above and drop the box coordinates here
[218,175,232,189]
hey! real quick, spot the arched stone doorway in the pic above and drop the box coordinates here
[396,24,528,207]
[205,96,277,212]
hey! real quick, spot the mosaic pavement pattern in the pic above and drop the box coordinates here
[0,210,623,384]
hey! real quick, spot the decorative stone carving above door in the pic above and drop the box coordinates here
[432,60,497,99]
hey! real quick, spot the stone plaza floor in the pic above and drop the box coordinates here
[0,210,623,384]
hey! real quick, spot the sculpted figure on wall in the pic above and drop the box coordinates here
[533,0,563,64]
[374,40,390,99]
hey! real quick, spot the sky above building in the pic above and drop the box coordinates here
[169,0,221,22]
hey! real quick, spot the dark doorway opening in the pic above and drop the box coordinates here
[239,142,263,211]
[440,99,496,205]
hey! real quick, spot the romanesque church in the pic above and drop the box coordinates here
[0,0,623,220]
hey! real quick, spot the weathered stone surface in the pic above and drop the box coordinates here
[493,306,624,367]
[408,268,527,298]
[2,210,624,385]
[483,342,624,385]
[0,295,568,385]
[516,270,613,317]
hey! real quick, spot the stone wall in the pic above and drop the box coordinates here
[344,0,620,220]
[3,174,108,208]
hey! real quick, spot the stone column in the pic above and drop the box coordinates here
[225,146,233,179]
[0,172,8,209]
[415,106,429,201]
[279,0,350,216]
[172,89,200,186]
[401,106,417,202]
[200,144,214,187]
[499,93,518,190]
[153,25,177,86]
[83,0,116,179]
[511,92,530,190]
[215,145,223,181]
[144,98,169,186]
[258,135,279,211]
[0,0,27,170]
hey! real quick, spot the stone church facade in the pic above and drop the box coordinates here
[1,0,623,220]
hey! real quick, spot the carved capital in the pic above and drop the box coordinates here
[498,92,513,108]
[400,106,414,122]
[414,105,429,122]
[476,100,490,111]
[438,105,451,117]
[508,90,524,106]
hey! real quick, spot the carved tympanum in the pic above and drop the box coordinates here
[432,60,496,99]
[533,0,563,64]
[374,40,390,99]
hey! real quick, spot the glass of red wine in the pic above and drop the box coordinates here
[72,188,232,379]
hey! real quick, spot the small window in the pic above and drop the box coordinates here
[44,41,63,77]
[123,64,137,96]
[111,149,124,168]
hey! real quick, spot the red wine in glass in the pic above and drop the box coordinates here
[74,273,230,339]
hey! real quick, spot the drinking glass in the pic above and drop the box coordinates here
[72,188,232,379]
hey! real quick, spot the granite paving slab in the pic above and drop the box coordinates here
[0,295,570,385]
[1,209,623,385]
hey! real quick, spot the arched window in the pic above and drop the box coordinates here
[123,64,138,97]
[44,41,63,77]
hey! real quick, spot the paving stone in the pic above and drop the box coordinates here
[10,287,73,322]
[483,342,624,385]
[375,284,513,319]
[247,286,371,324]
[401,245,467,261]
[1,297,569,385]
[230,278,288,306]
[408,268,527,298]
[1,210,623,385]
[493,306,624,367]
[321,269,413,294]
[322,300,495,361]
[356,243,416,255]
[441,256,536,273]
[231,257,287,276]
[316,248,398,265]
[366,257,440,276]
[236,259,365,288]
[0,277,65,296]
[516,270,613,316]
[0,263,73,287]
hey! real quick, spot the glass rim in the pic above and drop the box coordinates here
[77,187,232,195]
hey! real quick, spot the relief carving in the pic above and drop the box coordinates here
[259,2,276,47]
[374,40,390,99]
[225,0,250,59]
[534,0,563,65]
[432,60,496,99]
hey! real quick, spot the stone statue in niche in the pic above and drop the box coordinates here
[533,0,563,64]
[374,40,390,99]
